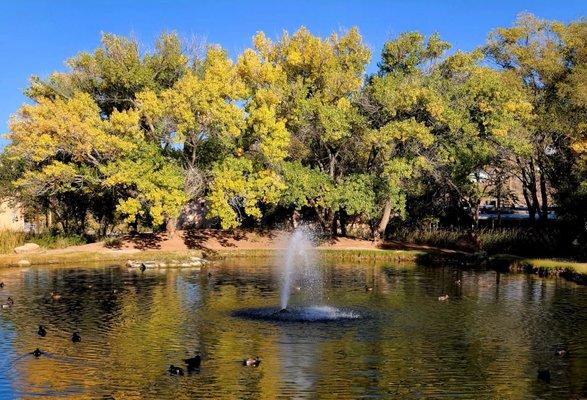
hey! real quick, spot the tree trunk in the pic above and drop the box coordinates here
[375,199,393,242]
[528,159,542,221]
[166,217,177,238]
[291,209,300,229]
[339,209,348,237]
[537,157,549,225]
[496,179,502,228]
[331,211,339,236]
[472,200,481,227]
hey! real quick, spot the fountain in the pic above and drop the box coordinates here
[233,228,361,322]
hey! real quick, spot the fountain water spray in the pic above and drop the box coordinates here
[233,227,361,322]
[280,228,321,310]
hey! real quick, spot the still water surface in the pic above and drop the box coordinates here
[0,259,585,399]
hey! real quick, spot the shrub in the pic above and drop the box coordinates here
[394,228,570,258]
[0,229,26,254]
[104,237,123,248]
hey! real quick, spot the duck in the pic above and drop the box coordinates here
[1,297,12,309]
[243,357,261,367]
[50,292,62,301]
[365,286,373,292]
[71,332,81,343]
[183,354,201,372]
[31,348,43,358]
[455,280,461,285]
[37,325,47,337]
[537,369,551,383]
[0,282,4,288]
[168,364,184,376]
[555,349,568,357]
[140,263,147,273]
[438,294,449,301]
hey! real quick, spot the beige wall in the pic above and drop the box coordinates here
[0,201,25,231]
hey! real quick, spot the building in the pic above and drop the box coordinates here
[0,200,25,231]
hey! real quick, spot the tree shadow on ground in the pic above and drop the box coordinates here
[182,228,278,250]
[124,233,166,250]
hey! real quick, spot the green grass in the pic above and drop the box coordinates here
[29,232,87,249]
[0,249,205,267]
[214,248,424,262]
[486,254,587,284]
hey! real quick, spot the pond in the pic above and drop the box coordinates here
[0,258,585,399]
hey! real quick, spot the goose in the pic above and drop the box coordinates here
[50,292,62,301]
[438,294,449,301]
[243,357,261,367]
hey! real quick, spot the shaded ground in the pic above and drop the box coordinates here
[88,229,469,254]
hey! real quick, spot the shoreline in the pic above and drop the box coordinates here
[0,229,585,285]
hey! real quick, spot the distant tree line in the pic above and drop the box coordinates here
[0,13,585,241]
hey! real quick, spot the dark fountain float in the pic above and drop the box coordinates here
[233,228,363,323]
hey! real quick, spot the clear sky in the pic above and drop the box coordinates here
[0,0,585,149]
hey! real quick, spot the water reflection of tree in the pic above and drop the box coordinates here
[1,262,584,398]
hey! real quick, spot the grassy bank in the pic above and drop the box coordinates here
[214,248,425,262]
[0,229,86,254]
[0,250,204,268]
[0,233,585,285]
[486,254,587,285]
[395,228,579,258]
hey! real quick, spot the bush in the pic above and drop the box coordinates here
[104,237,123,248]
[0,229,26,254]
[394,228,571,258]
[29,232,87,249]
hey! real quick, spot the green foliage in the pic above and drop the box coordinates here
[208,157,285,228]
[1,17,585,243]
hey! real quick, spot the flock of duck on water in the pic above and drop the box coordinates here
[2,268,565,382]
[0,271,261,377]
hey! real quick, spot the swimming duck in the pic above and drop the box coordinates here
[50,292,62,300]
[243,357,261,367]
[140,263,146,272]
[31,348,43,358]
[37,325,47,337]
[71,332,81,343]
[183,354,201,372]
[555,349,568,357]
[365,286,373,292]
[1,297,13,309]
[0,282,4,288]
[168,364,184,376]
[537,369,551,383]
[438,294,449,301]
[455,280,461,285]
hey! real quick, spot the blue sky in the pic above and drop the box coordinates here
[0,0,585,149]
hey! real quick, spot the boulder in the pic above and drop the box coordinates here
[14,243,41,254]
[17,259,31,267]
